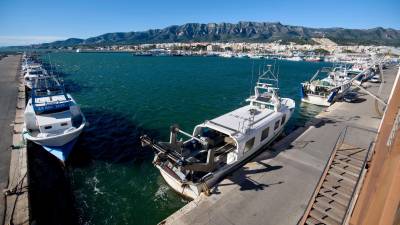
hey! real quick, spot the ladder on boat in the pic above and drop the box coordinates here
[300,135,371,225]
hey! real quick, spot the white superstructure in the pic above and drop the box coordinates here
[23,76,86,161]
[23,66,48,89]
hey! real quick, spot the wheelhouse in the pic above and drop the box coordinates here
[31,76,71,114]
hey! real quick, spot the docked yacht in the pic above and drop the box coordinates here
[23,76,86,161]
[301,68,352,107]
[141,65,295,199]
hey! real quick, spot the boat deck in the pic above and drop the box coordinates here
[205,104,277,138]
[36,110,72,126]
[160,66,398,225]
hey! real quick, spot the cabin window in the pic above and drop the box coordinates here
[61,122,68,126]
[44,126,52,129]
[244,137,255,152]
[261,127,269,141]
[281,114,286,125]
[274,120,280,130]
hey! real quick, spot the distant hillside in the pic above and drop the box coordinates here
[36,22,400,47]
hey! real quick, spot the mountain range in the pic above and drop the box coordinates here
[36,22,400,48]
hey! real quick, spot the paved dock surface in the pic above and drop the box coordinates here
[162,66,398,225]
[0,55,21,225]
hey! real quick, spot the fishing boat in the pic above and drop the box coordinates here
[304,56,322,62]
[219,52,234,58]
[23,76,86,161]
[286,56,303,61]
[23,65,48,89]
[301,68,351,106]
[141,65,295,199]
[21,56,36,72]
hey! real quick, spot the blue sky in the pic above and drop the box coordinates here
[0,0,399,46]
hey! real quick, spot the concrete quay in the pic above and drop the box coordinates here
[0,54,29,225]
[161,66,398,225]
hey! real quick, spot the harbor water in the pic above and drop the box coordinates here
[38,53,331,225]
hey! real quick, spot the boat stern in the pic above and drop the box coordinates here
[155,162,202,199]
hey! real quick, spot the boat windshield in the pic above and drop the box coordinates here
[33,88,64,97]
[33,76,67,97]
[29,70,44,75]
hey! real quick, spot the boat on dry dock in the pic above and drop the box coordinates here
[141,65,295,199]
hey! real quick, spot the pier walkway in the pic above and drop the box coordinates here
[0,54,29,225]
[0,55,21,225]
[162,66,398,225]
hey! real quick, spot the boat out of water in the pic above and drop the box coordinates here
[23,76,86,161]
[141,65,295,199]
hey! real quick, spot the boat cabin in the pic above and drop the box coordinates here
[31,77,71,114]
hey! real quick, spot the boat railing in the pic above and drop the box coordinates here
[214,143,236,155]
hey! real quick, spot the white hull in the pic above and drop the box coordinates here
[301,95,331,107]
[156,122,286,199]
[24,81,33,89]
[157,165,201,199]
[23,92,86,148]
[23,121,85,147]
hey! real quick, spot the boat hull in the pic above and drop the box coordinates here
[155,123,286,199]
[42,139,78,161]
[157,165,201,199]
[23,121,85,161]
[301,95,332,107]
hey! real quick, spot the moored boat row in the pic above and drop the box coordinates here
[300,62,379,106]
[21,53,86,162]
[19,52,390,201]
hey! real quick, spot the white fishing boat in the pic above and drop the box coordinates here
[304,56,322,62]
[141,65,295,199]
[219,52,234,58]
[301,68,352,107]
[286,56,303,61]
[23,76,86,161]
[248,54,263,59]
[23,66,49,89]
[21,56,41,73]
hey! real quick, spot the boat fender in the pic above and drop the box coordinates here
[21,130,29,143]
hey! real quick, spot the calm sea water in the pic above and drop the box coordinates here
[41,53,331,225]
